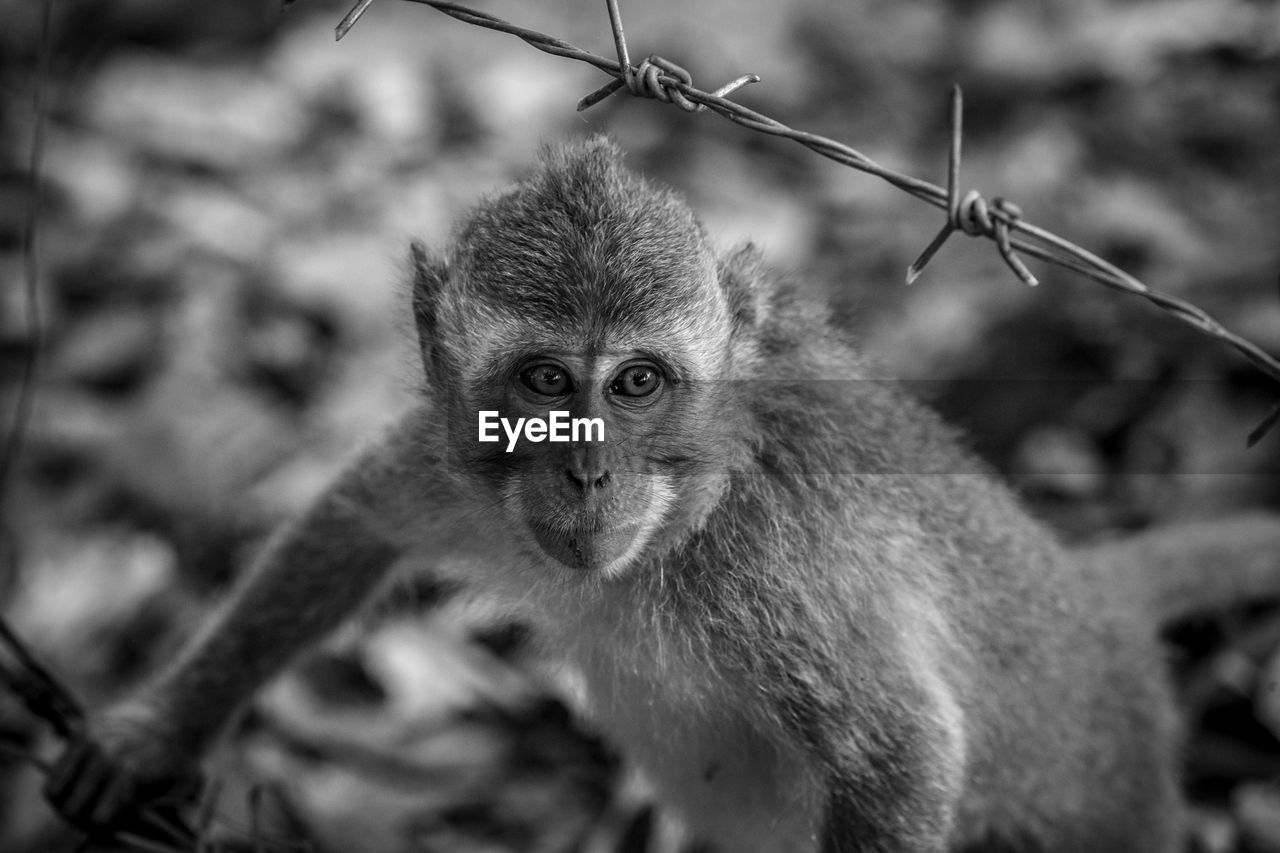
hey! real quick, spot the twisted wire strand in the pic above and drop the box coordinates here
[336,0,1280,442]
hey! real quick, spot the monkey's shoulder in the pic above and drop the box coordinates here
[716,367,1064,583]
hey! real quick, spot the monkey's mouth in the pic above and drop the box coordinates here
[527,522,641,572]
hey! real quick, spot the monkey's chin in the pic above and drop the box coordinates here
[527,522,643,575]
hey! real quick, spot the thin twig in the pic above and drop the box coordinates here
[137,804,201,848]
[0,0,53,541]
[112,831,188,853]
[250,784,264,853]
[0,616,83,736]
[330,0,1280,443]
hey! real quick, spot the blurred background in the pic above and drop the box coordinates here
[1,0,1279,850]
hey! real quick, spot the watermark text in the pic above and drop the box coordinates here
[478,410,604,452]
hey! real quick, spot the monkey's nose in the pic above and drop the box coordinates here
[566,445,611,494]
[565,468,611,492]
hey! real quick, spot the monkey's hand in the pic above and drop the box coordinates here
[44,701,204,841]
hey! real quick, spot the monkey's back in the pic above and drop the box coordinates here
[785,376,1186,851]
[905,433,1184,851]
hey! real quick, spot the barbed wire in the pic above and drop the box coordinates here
[3,601,631,852]
[1,613,323,853]
[0,614,194,852]
[333,0,1280,445]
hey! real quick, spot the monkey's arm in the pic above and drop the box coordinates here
[45,410,453,828]
[133,479,403,749]
[763,619,962,853]
[809,704,958,853]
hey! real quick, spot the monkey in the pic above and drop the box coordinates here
[42,136,1280,852]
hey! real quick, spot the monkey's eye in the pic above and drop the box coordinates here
[609,363,662,398]
[520,363,573,397]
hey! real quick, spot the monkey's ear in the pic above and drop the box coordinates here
[718,243,770,332]
[410,241,447,371]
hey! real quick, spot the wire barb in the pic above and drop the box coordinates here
[992,199,1037,286]
[605,0,634,95]
[328,0,1279,442]
[577,0,760,113]
[906,86,1038,287]
[336,0,377,40]
[1248,401,1280,448]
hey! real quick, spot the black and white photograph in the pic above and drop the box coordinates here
[2,1,1279,850]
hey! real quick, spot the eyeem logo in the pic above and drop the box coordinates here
[478,411,605,452]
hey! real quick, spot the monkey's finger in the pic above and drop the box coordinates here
[61,747,119,824]
[44,739,136,829]
[88,767,138,830]
[43,736,96,806]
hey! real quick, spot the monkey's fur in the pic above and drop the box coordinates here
[47,138,1280,852]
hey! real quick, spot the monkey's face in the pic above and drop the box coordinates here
[455,333,740,578]
[430,263,745,578]
[492,352,673,575]
[414,137,755,577]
